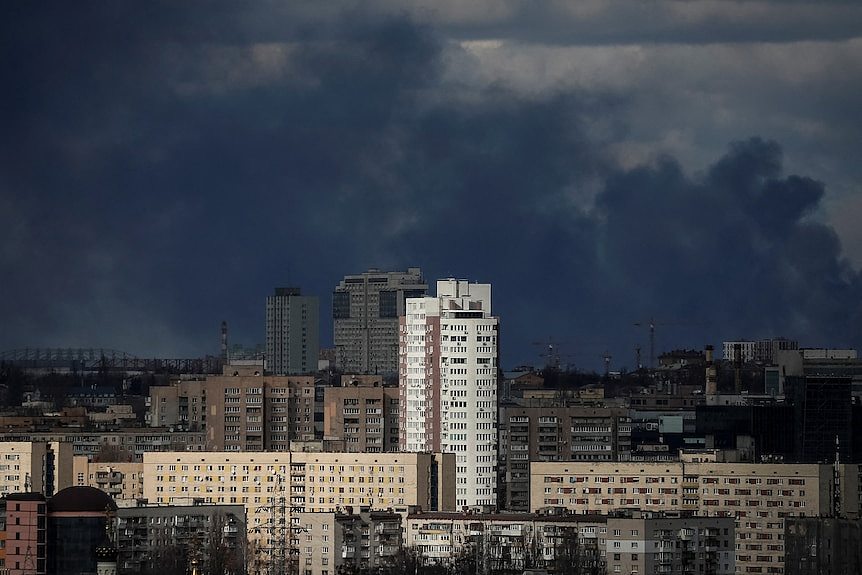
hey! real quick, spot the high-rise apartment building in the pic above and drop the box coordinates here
[322,375,400,452]
[400,279,499,510]
[205,372,318,451]
[333,268,427,375]
[148,378,207,431]
[146,363,321,452]
[498,405,632,511]
[266,287,319,375]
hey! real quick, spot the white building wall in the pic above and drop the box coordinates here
[401,280,499,510]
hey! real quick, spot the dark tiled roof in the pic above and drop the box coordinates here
[48,486,117,513]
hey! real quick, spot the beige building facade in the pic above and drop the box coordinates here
[285,511,402,575]
[530,461,862,574]
[0,441,73,496]
[72,456,144,505]
[142,451,455,545]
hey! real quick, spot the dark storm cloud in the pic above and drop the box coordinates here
[1,3,860,367]
[592,139,861,356]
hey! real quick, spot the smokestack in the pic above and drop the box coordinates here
[221,321,228,361]
[733,343,742,394]
[705,345,717,396]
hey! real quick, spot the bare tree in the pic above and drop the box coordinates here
[205,513,243,575]
[143,543,187,575]
[553,528,604,575]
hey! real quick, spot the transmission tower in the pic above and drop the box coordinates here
[255,473,287,575]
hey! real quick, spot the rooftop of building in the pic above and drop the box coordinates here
[6,492,47,502]
[49,486,117,514]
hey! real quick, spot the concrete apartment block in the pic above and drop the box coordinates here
[323,376,400,453]
[72,456,144,506]
[530,461,862,573]
[142,451,456,547]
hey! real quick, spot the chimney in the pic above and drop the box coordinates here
[705,345,718,396]
[220,321,229,361]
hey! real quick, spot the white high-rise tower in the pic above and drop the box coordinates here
[399,279,499,509]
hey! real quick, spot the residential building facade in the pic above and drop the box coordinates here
[116,503,246,574]
[205,373,318,451]
[323,376,400,453]
[333,268,427,375]
[405,510,734,574]
[0,442,73,497]
[498,405,632,511]
[4,493,47,575]
[142,451,456,546]
[148,378,207,431]
[0,431,205,461]
[291,511,403,575]
[71,458,144,506]
[529,461,862,573]
[400,279,499,510]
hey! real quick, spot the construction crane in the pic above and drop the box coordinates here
[633,317,706,369]
[531,339,565,370]
[602,351,612,376]
[532,339,607,372]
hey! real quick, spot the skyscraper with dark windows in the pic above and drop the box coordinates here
[333,268,427,375]
[265,287,319,375]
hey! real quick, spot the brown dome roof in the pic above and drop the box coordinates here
[48,486,117,513]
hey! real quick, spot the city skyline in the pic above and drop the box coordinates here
[2,3,862,372]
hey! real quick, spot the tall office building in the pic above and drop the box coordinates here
[399,279,499,510]
[333,268,427,375]
[265,287,319,375]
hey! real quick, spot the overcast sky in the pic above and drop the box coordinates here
[2,1,861,371]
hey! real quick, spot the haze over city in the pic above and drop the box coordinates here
[3,2,862,370]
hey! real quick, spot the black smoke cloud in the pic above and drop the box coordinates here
[1,3,860,368]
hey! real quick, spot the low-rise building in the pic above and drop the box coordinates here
[784,517,862,575]
[0,430,206,461]
[405,510,734,574]
[288,511,402,575]
[530,461,862,573]
[116,503,246,574]
[71,457,144,506]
